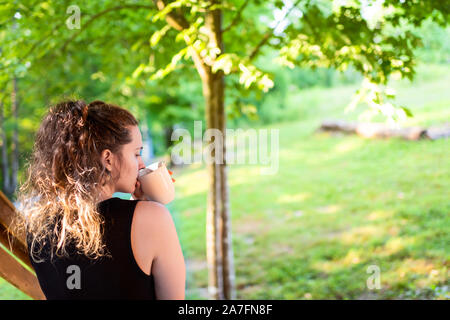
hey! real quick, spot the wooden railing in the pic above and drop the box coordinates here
[0,190,45,300]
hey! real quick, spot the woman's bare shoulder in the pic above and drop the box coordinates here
[131,200,176,275]
[133,200,174,237]
[132,201,185,299]
[135,199,171,216]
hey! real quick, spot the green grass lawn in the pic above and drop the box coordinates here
[174,63,450,300]
[0,242,33,300]
[0,63,448,300]
[0,277,32,300]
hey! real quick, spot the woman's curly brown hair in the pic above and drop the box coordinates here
[13,100,138,262]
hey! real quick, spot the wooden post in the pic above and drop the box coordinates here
[0,192,32,268]
[0,190,45,299]
[0,245,45,300]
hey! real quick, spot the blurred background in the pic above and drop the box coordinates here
[0,0,448,299]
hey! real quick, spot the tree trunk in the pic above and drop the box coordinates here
[201,3,235,300]
[164,125,174,151]
[156,0,236,300]
[1,99,12,196]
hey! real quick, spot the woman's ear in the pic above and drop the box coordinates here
[101,149,114,172]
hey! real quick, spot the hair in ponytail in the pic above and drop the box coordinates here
[13,99,138,262]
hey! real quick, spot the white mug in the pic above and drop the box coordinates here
[136,161,175,205]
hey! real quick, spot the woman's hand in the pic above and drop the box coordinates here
[132,180,148,201]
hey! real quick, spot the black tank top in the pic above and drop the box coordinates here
[26,197,156,300]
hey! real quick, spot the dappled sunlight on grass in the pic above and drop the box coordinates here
[396,258,438,277]
[173,165,208,197]
[374,236,416,257]
[340,225,386,245]
[334,138,365,153]
[315,204,342,214]
[311,248,365,273]
[277,192,311,204]
[385,258,448,291]
[180,207,203,218]
[342,249,363,266]
[227,165,269,186]
[233,216,268,235]
[367,209,395,221]
[172,67,450,299]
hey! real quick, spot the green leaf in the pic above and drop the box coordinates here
[132,64,146,79]
[150,25,171,48]
[400,106,414,118]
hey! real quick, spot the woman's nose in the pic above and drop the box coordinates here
[138,158,146,170]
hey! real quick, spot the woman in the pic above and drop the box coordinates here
[14,100,185,300]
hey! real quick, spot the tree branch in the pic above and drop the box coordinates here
[61,4,154,52]
[153,0,207,80]
[153,0,190,31]
[223,0,250,34]
[247,0,302,62]
[0,4,154,74]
